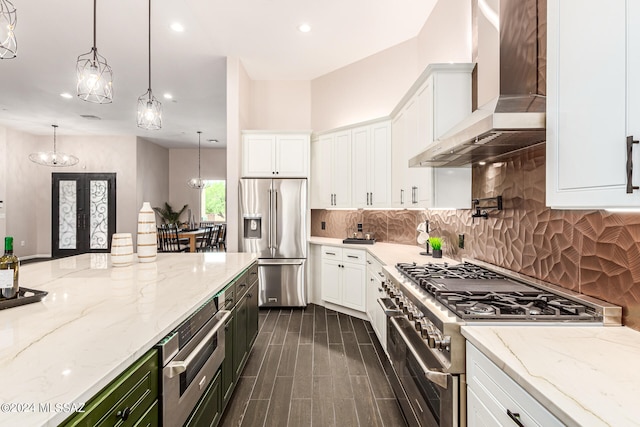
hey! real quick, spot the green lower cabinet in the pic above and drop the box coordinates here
[60,349,159,427]
[233,294,249,379]
[184,369,222,427]
[221,312,235,408]
[132,399,158,427]
[246,282,259,349]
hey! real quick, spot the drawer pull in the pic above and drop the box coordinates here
[116,407,131,421]
[326,252,336,256]
[347,255,359,259]
[507,409,525,427]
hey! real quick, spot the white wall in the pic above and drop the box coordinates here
[168,148,227,223]
[249,80,312,129]
[136,137,170,211]
[0,127,7,244]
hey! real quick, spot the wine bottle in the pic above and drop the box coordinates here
[0,236,20,299]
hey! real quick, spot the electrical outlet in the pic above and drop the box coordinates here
[20,240,25,247]
[321,221,326,230]
[458,234,464,249]
[357,223,363,232]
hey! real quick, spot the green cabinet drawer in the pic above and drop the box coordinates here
[132,399,158,427]
[60,349,158,427]
[247,263,259,286]
[235,270,250,301]
[184,369,222,427]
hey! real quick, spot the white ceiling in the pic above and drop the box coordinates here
[0,0,437,148]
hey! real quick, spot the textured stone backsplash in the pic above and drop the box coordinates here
[311,145,640,330]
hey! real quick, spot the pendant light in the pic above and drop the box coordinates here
[76,0,113,103]
[187,132,210,189]
[29,125,79,167]
[137,0,161,130]
[0,0,16,59]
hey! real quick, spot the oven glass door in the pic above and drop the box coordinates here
[388,316,458,427]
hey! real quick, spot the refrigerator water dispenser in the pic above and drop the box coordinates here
[243,216,262,239]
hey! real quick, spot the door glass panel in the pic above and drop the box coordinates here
[59,180,77,249]
[90,180,109,249]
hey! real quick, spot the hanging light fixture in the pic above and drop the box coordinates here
[0,0,17,59]
[137,0,161,130]
[29,125,79,167]
[187,131,210,189]
[76,0,113,103]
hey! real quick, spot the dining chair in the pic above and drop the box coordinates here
[196,226,214,252]
[158,224,190,252]
[215,223,226,251]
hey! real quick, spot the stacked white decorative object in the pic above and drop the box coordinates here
[417,221,430,256]
[111,233,134,267]
[137,202,157,263]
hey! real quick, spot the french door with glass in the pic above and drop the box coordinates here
[52,173,116,258]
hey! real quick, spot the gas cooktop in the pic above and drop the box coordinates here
[396,261,600,321]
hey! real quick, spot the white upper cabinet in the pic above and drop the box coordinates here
[391,64,474,209]
[310,131,352,208]
[351,121,392,208]
[547,0,640,208]
[242,132,310,178]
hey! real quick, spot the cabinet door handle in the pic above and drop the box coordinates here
[400,189,404,205]
[116,407,132,421]
[412,186,418,204]
[627,136,639,193]
[506,409,525,427]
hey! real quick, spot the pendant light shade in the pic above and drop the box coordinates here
[29,125,79,167]
[76,0,113,103]
[137,0,162,130]
[0,0,17,59]
[187,132,210,189]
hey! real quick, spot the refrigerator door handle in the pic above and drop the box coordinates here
[273,190,278,250]
[268,189,273,250]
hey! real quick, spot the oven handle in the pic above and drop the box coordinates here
[166,310,231,378]
[389,316,450,389]
[377,297,401,317]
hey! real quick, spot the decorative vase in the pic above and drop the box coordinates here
[432,249,443,259]
[137,202,157,263]
[111,233,134,267]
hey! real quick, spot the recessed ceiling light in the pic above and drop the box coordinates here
[478,161,486,166]
[60,93,73,99]
[163,93,173,100]
[171,22,184,32]
[298,23,311,33]
[207,139,218,143]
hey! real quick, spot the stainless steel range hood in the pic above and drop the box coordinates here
[410,0,547,167]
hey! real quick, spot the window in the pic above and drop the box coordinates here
[201,180,226,222]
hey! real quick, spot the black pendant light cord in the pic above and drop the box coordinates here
[147,0,152,94]
[92,0,97,60]
[197,131,202,180]
[52,125,58,153]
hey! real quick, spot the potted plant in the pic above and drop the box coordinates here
[429,237,443,258]
[153,202,188,227]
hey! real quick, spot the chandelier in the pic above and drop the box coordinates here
[187,132,210,189]
[29,125,79,167]
[76,0,113,103]
[137,0,161,130]
[0,0,17,59]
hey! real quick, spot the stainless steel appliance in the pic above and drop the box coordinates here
[239,178,307,307]
[381,259,622,427]
[157,296,231,427]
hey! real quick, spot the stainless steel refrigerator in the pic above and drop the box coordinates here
[239,178,307,307]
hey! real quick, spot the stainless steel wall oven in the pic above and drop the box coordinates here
[156,296,231,427]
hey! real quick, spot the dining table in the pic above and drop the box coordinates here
[177,228,207,253]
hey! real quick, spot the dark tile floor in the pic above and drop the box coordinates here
[220,304,407,427]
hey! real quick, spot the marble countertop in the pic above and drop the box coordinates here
[308,236,458,266]
[462,325,640,427]
[0,252,257,427]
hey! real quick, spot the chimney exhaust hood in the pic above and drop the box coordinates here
[410,0,546,167]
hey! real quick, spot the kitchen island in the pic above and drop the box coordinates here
[462,325,640,427]
[0,252,257,427]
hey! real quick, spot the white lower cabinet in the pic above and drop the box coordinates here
[321,246,366,312]
[365,254,386,351]
[466,342,563,427]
